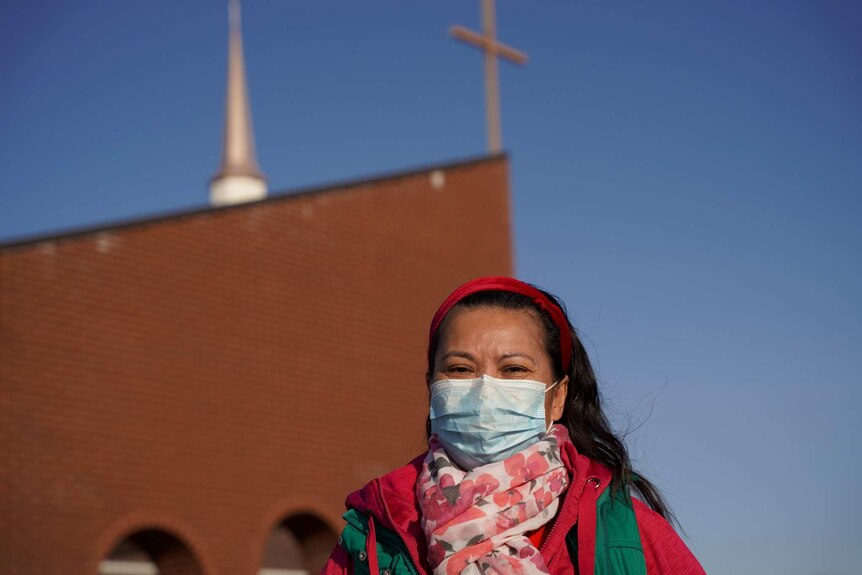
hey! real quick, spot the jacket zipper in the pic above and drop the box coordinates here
[379,481,424,575]
[539,469,579,557]
[600,493,610,574]
[391,525,422,575]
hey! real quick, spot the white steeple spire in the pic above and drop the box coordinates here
[210,0,267,206]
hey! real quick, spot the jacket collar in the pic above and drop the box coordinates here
[540,436,613,574]
[345,453,429,573]
[343,438,614,575]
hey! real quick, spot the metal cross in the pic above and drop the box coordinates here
[450,0,528,153]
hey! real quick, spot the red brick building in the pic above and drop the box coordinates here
[0,155,513,575]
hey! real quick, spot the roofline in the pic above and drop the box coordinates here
[0,152,508,251]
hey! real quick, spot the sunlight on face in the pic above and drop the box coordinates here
[432,306,568,423]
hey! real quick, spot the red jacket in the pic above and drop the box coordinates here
[322,439,705,575]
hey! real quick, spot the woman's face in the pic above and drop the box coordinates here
[431,306,568,424]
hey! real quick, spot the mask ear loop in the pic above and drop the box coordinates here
[544,380,560,435]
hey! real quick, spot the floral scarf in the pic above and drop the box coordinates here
[416,425,571,575]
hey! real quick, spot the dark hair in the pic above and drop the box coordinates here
[426,289,676,524]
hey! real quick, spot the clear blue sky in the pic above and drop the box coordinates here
[2,2,860,573]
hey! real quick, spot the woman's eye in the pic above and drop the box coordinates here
[443,365,473,379]
[446,365,472,374]
[503,365,528,375]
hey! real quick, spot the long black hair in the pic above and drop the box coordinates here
[426,288,676,523]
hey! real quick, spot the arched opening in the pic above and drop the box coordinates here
[99,529,204,575]
[260,513,337,575]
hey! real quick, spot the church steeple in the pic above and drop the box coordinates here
[210,0,267,206]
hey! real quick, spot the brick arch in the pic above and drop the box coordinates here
[256,506,339,574]
[94,518,212,575]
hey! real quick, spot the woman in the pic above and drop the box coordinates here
[322,276,705,575]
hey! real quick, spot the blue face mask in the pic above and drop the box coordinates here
[429,374,560,471]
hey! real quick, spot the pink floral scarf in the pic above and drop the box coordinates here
[416,425,571,575]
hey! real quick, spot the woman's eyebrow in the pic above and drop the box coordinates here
[501,352,536,363]
[442,351,475,361]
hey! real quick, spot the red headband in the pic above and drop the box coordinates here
[429,276,573,373]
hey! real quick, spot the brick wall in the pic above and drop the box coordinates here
[0,155,513,575]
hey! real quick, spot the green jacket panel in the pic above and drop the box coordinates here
[593,487,647,575]
[340,509,419,575]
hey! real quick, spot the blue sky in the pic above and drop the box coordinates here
[2,1,860,573]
